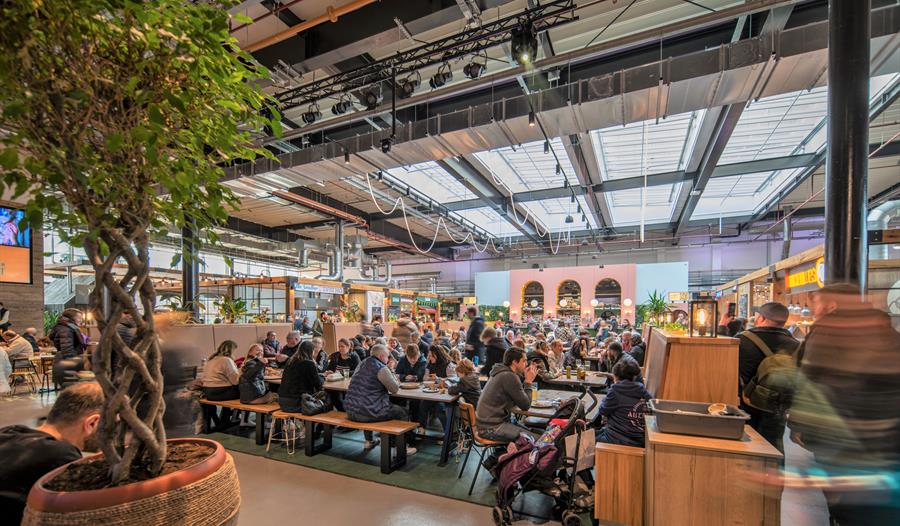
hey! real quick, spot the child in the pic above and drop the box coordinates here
[448,358,481,407]
[447,348,462,378]
[592,359,652,447]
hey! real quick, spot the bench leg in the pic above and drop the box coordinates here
[255,411,266,445]
[201,405,213,434]
[322,424,333,450]
[304,420,316,456]
[380,436,394,474]
[395,433,407,467]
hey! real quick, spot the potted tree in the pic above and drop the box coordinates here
[0,0,279,524]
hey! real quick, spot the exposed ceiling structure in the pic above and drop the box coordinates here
[218,0,900,262]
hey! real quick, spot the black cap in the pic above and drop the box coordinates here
[755,302,789,325]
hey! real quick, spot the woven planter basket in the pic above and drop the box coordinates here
[23,438,240,526]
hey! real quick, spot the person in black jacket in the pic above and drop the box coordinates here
[326,338,360,375]
[311,336,328,373]
[49,309,86,386]
[464,306,485,362]
[395,344,428,382]
[351,335,367,362]
[22,328,39,355]
[599,342,642,388]
[278,341,323,413]
[239,345,277,405]
[627,334,646,367]
[480,327,508,376]
[593,359,652,447]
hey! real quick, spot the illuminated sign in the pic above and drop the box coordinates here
[293,282,345,295]
[462,296,477,305]
[668,292,690,302]
[786,257,825,293]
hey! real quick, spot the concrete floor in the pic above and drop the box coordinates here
[1,390,828,526]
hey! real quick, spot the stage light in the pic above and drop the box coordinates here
[381,137,392,153]
[301,104,321,125]
[331,97,353,115]
[511,23,538,66]
[528,110,535,127]
[429,64,453,89]
[565,215,574,224]
[555,163,561,175]
[344,150,350,164]
[463,60,485,79]
[399,74,420,99]
[544,140,550,154]
[363,90,382,110]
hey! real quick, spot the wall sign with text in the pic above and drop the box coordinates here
[786,257,825,293]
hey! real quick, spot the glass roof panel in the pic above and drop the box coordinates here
[387,161,476,203]
[690,168,804,220]
[519,196,598,233]
[589,110,704,181]
[451,207,523,238]
[604,183,681,226]
[475,138,574,193]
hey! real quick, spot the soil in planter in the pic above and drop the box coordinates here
[45,442,213,492]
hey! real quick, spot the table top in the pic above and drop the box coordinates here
[514,388,603,419]
[645,416,782,459]
[544,371,610,388]
[29,354,55,361]
[321,377,460,403]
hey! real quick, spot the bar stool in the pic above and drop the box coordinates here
[39,356,55,394]
[9,358,40,394]
[267,410,302,455]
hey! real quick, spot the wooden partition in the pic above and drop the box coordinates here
[644,327,739,406]
[595,443,644,525]
[323,322,366,355]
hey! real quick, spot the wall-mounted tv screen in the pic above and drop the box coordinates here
[0,206,32,284]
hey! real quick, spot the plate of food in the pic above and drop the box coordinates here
[325,373,344,382]
[421,387,441,394]
[399,382,420,390]
[531,400,555,409]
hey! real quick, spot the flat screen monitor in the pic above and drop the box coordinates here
[0,206,32,284]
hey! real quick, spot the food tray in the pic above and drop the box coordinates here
[649,399,749,440]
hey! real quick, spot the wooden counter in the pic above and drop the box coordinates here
[644,416,782,526]
[644,327,739,406]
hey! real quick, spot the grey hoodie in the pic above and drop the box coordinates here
[475,363,532,428]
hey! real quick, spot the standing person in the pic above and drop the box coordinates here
[278,340,323,413]
[49,308,86,386]
[788,284,900,526]
[371,315,385,337]
[392,317,417,347]
[0,382,103,524]
[343,344,416,454]
[0,302,10,331]
[475,347,539,443]
[299,316,312,335]
[464,306,486,362]
[480,327,508,375]
[311,311,329,337]
[260,330,281,358]
[326,338,361,375]
[238,344,277,405]
[736,302,798,453]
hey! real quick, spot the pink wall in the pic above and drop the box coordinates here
[508,264,637,322]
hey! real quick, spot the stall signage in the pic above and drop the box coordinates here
[462,296,477,305]
[786,257,825,293]
[668,291,690,302]
[416,296,438,306]
[400,297,414,304]
[293,282,344,295]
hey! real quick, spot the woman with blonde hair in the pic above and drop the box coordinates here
[201,340,240,430]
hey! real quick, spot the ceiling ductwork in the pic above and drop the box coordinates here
[868,200,900,260]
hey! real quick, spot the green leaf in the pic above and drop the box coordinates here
[0,149,17,169]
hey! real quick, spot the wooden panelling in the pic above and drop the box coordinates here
[595,443,644,525]
[644,329,739,406]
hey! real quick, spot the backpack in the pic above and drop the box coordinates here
[740,331,798,413]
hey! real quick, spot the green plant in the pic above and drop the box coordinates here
[642,290,670,325]
[0,0,278,483]
[214,297,249,324]
[478,305,509,322]
[43,310,61,336]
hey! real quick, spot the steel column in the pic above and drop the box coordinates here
[824,0,870,289]
[181,218,200,320]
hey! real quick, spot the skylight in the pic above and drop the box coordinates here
[604,184,681,226]
[519,196,598,233]
[475,138,574,193]
[387,161,476,203]
[451,207,523,238]
[690,169,805,220]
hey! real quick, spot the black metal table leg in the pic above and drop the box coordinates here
[438,404,455,466]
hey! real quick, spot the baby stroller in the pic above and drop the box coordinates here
[491,397,594,526]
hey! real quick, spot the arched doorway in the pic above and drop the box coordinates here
[594,278,622,320]
[522,281,544,319]
[557,280,581,318]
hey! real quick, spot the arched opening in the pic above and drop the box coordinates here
[557,280,581,317]
[593,278,622,320]
[522,281,544,318]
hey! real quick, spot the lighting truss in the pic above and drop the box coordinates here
[273,0,577,112]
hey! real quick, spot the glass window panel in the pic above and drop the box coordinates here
[475,138,574,192]
[691,168,804,220]
[451,207,523,238]
[604,183,681,226]
[519,196,598,232]
[387,162,476,203]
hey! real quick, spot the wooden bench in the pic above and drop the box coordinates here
[286,410,418,474]
[199,399,280,445]
[595,442,645,526]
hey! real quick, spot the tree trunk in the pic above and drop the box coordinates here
[84,230,167,483]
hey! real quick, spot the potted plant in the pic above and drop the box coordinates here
[0,0,279,524]
[213,296,249,324]
[641,290,670,327]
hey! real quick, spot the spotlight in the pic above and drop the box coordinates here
[565,215,574,224]
[528,110,536,127]
[344,150,350,164]
[399,73,421,99]
[429,64,453,89]
[463,60,486,79]
[555,163,561,175]
[331,97,353,115]
[301,104,321,125]
[543,140,550,154]
[363,90,382,110]
[511,22,538,66]
[381,137,392,153]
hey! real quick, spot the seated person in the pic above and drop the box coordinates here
[425,345,452,379]
[22,328,40,355]
[0,382,103,524]
[565,332,591,368]
[311,336,328,373]
[446,348,462,378]
[550,340,566,372]
[475,347,539,443]
[448,358,481,407]
[278,341,323,413]
[412,331,430,357]
[592,360,652,447]
[3,330,34,361]
[343,345,416,454]
[599,342,642,388]
[274,331,302,366]
[480,327,508,375]
[238,344,278,405]
[201,340,240,401]
[260,331,281,358]
[387,337,404,362]
[326,338,360,375]
[620,331,633,353]
[527,341,557,383]
[351,335,367,362]
[395,344,428,382]
[627,334,646,367]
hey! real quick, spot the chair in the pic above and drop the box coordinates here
[39,356,55,393]
[457,401,506,496]
[267,410,301,455]
[9,358,40,394]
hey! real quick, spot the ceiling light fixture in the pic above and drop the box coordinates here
[344,150,350,164]
[528,110,536,127]
[511,22,538,66]
[543,140,550,154]
[463,57,486,79]
[301,103,322,125]
[331,95,353,115]
[565,215,574,224]
[363,90,382,110]
[429,64,453,89]
[399,72,421,99]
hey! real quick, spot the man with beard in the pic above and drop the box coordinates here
[0,382,104,523]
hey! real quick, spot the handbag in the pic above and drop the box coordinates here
[300,390,332,416]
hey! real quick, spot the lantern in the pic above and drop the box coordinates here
[590,298,599,307]
[502,300,510,308]
[623,298,633,307]
[689,299,717,338]
[559,298,568,307]
[530,299,538,308]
